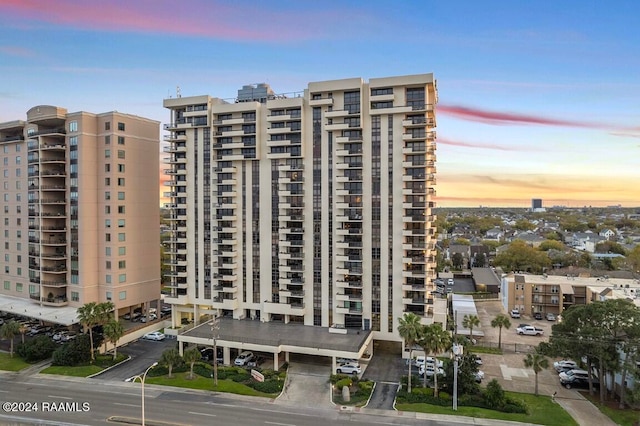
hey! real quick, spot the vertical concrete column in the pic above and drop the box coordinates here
[178,340,184,356]
[223,347,231,365]
[273,352,279,370]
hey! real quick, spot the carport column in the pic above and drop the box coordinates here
[223,347,231,365]
[273,352,279,370]
[178,340,184,356]
[285,352,290,363]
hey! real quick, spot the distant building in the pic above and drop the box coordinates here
[531,198,545,212]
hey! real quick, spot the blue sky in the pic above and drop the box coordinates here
[1,0,639,207]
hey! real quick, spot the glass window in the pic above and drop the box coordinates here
[118,136,125,145]
[105,121,111,130]
[106,292,112,301]
[71,291,79,302]
[105,135,110,145]
[105,247,111,256]
[117,150,125,159]
[106,275,111,284]
[105,149,111,158]
[118,260,126,269]
[69,121,78,132]
[118,192,125,200]
[117,122,125,131]
[118,247,126,255]
[118,274,126,283]
[16,283,23,292]
[118,233,125,242]
[118,219,125,228]
[106,261,111,270]
[119,291,126,300]
[118,164,125,173]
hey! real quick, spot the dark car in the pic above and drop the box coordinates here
[559,369,599,390]
[533,312,543,320]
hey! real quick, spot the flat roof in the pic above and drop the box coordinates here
[180,318,371,355]
[0,294,79,326]
[471,267,501,287]
[451,294,484,338]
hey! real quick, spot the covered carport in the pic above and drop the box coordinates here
[451,293,485,340]
[177,318,373,371]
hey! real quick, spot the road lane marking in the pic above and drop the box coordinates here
[188,412,217,417]
[114,403,141,408]
[265,422,296,426]
[47,395,72,400]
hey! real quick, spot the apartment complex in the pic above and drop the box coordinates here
[501,273,640,318]
[0,105,161,325]
[163,74,444,361]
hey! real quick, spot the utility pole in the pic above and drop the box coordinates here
[210,317,220,386]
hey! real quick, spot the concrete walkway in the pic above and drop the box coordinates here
[275,361,334,408]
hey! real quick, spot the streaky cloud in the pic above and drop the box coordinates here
[438,137,525,152]
[0,45,36,58]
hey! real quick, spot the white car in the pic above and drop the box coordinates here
[337,363,361,375]
[234,351,254,366]
[140,313,158,323]
[415,356,443,368]
[143,331,166,341]
[510,309,521,319]
[554,360,578,373]
[337,357,357,365]
[447,278,454,286]
[419,364,445,377]
[475,370,485,383]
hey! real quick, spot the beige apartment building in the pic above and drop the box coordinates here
[501,273,640,318]
[163,74,444,365]
[0,105,161,325]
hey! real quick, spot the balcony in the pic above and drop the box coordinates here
[30,294,69,307]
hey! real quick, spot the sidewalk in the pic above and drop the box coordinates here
[555,392,617,426]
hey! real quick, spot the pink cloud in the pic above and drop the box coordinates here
[0,45,36,57]
[0,0,320,42]
[437,137,525,152]
[439,104,605,129]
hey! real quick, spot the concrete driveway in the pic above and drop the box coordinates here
[92,336,177,380]
[276,357,333,408]
[361,341,404,410]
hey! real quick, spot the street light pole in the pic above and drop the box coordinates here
[131,361,158,426]
[210,317,220,386]
[452,343,463,411]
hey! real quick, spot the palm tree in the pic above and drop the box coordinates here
[18,323,29,344]
[183,347,201,379]
[523,351,549,396]
[490,314,511,350]
[0,320,21,357]
[77,302,98,362]
[417,323,451,396]
[462,314,480,343]
[397,312,422,393]
[160,348,182,378]
[103,320,125,360]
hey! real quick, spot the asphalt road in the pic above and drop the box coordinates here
[94,337,177,381]
[0,374,485,426]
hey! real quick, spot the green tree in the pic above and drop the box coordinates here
[77,302,99,362]
[18,323,29,345]
[539,240,565,251]
[595,241,626,255]
[416,323,451,395]
[462,314,480,343]
[484,379,505,409]
[160,348,182,378]
[523,351,549,396]
[473,252,486,267]
[0,320,21,357]
[183,347,201,379]
[494,240,551,274]
[397,312,422,393]
[514,219,535,231]
[452,253,464,270]
[103,320,124,360]
[490,314,511,350]
[626,245,640,274]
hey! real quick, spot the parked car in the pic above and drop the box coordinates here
[122,313,131,320]
[200,347,224,364]
[546,313,556,321]
[419,364,445,377]
[336,363,361,375]
[143,331,166,341]
[510,309,521,319]
[234,351,254,366]
[475,370,485,383]
[554,360,578,373]
[140,313,157,323]
[447,278,455,286]
[533,312,543,320]
[247,356,265,367]
[415,356,443,368]
[559,369,598,389]
[473,355,483,365]
[516,325,544,336]
[337,357,358,365]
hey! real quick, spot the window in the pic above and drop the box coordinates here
[69,121,78,132]
[118,192,125,200]
[16,283,23,292]
[117,150,125,159]
[118,164,125,173]
[29,284,36,294]
[119,291,126,300]
[117,122,125,131]
[105,177,111,186]
[106,275,111,284]
[106,291,112,301]
[69,136,78,146]
[117,178,125,186]
[105,233,111,242]
[118,274,126,283]
[3,281,9,290]
[105,149,111,158]
[71,291,79,302]
[118,247,126,255]
[105,164,111,172]
[105,135,110,145]
[105,247,111,256]
[118,233,125,242]
[105,192,111,200]
[105,121,111,130]
[15,156,21,165]
[4,254,9,261]
[106,261,111,270]
[118,219,125,228]
[105,206,111,214]
[118,260,126,269]
[118,205,125,214]
[117,136,125,145]
[105,219,111,228]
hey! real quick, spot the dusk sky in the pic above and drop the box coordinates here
[1,0,639,208]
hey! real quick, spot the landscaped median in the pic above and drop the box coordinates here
[0,352,31,372]
[41,353,128,377]
[396,385,577,426]
[330,374,374,406]
[145,362,286,398]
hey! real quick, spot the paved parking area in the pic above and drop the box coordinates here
[92,336,177,380]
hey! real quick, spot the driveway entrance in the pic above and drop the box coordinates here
[276,355,332,408]
[362,341,404,410]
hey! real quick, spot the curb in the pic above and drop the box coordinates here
[87,355,132,378]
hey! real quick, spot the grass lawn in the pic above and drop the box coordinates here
[41,353,127,377]
[397,391,577,426]
[146,372,274,397]
[468,346,503,355]
[581,391,640,426]
[0,353,31,371]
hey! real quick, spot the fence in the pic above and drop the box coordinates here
[473,340,536,354]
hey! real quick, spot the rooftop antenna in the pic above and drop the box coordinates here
[176,86,182,98]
